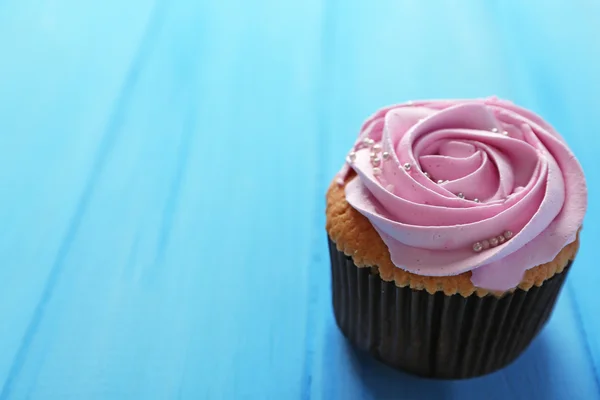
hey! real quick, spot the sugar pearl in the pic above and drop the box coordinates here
[490,237,499,247]
[473,242,483,252]
[503,230,513,239]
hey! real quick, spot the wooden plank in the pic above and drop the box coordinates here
[1,0,327,398]
[0,0,162,394]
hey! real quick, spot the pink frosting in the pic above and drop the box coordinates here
[337,97,587,291]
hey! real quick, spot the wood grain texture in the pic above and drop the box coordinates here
[0,0,598,399]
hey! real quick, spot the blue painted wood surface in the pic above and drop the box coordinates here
[0,1,599,399]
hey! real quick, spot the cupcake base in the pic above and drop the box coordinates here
[329,239,571,379]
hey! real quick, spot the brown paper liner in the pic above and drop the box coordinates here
[329,239,571,379]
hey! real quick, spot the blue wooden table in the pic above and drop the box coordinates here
[1,1,599,399]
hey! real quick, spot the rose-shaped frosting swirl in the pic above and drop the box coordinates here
[337,97,587,291]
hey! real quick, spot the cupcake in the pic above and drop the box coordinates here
[326,97,587,379]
